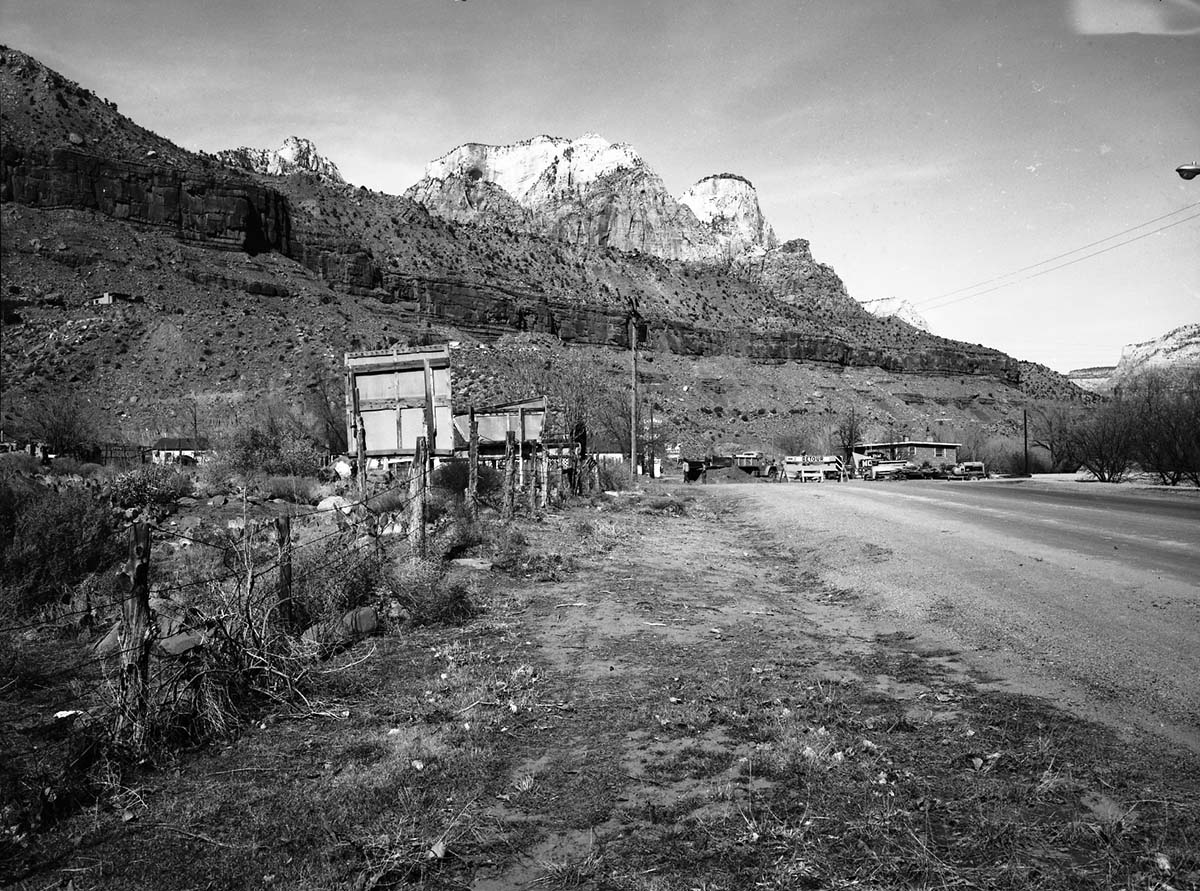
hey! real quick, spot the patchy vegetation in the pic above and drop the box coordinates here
[3,485,1196,889]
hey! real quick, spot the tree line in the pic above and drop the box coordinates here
[1035,366,1200,484]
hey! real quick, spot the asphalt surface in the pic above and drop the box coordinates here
[736,478,1200,752]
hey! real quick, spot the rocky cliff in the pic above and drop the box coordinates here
[1067,323,1200,393]
[215,136,344,182]
[405,134,780,261]
[0,46,290,254]
[1111,323,1200,385]
[1,44,1044,408]
[679,173,777,258]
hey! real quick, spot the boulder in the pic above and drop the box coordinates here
[316,495,352,514]
[342,606,378,636]
[158,631,205,657]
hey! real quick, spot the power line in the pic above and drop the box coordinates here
[919,209,1200,313]
[913,200,1200,309]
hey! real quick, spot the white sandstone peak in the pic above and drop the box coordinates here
[215,136,344,182]
[424,134,643,206]
[859,297,931,332]
[680,173,777,256]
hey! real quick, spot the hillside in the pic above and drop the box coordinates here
[0,45,1092,453]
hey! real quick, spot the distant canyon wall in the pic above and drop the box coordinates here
[0,145,1016,383]
[1,145,291,254]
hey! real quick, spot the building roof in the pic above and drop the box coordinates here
[855,440,961,449]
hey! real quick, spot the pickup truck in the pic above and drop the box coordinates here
[947,461,986,480]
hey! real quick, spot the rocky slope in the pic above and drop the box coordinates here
[215,136,344,182]
[0,45,1093,448]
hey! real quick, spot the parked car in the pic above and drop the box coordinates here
[947,461,986,480]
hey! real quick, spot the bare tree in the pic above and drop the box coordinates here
[1031,405,1081,472]
[1122,366,1200,486]
[834,404,864,460]
[29,393,99,458]
[1065,401,1137,482]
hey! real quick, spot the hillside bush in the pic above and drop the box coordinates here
[105,464,193,509]
[0,452,42,476]
[264,475,322,504]
[223,424,325,479]
[0,483,120,615]
[430,459,501,497]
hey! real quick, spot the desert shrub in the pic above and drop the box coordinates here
[389,558,475,626]
[140,577,310,747]
[995,450,1050,475]
[105,464,193,508]
[0,452,41,477]
[288,540,386,631]
[431,459,501,498]
[44,457,104,478]
[264,475,321,504]
[597,459,630,491]
[0,484,121,615]
[223,423,325,479]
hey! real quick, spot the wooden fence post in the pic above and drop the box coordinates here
[538,446,549,509]
[116,522,151,749]
[409,437,427,560]
[467,408,479,522]
[528,446,538,513]
[274,515,292,628]
[355,414,367,497]
[501,431,516,522]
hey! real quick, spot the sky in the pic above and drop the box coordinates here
[2,0,1197,373]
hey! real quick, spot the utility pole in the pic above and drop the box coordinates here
[1023,408,1030,476]
[629,313,638,485]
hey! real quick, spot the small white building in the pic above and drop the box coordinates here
[151,437,211,466]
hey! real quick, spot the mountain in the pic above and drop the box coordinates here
[858,297,930,332]
[215,136,344,182]
[679,173,777,258]
[0,45,1093,453]
[1111,323,1200,386]
[405,134,775,261]
[1067,323,1200,394]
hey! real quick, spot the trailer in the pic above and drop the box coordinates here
[734,452,768,476]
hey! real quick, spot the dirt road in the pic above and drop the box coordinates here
[735,479,1200,752]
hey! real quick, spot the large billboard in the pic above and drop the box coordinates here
[344,345,454,458]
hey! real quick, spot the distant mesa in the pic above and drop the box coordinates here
[1066,366,1117,394]
[1068,322,1200,393]
[215,136,344,183]
[405,134,777,262]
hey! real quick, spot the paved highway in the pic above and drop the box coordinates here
[736,479,1200,751]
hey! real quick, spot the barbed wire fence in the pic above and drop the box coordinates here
[1,431,561,769]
